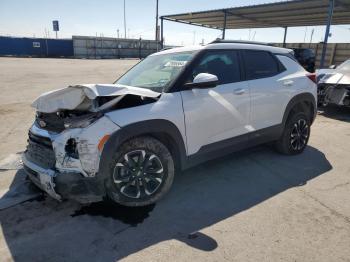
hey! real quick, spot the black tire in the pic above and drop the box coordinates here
[275,112,311,155]
[105,136,174,207]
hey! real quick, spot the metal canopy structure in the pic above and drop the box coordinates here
[160,0,350,68]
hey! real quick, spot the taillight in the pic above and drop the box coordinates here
[307,73,317,84]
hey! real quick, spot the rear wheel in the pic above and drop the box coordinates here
[105,136,175,206]
[275,112,310,155]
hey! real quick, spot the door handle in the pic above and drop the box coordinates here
[283,80,294,86]
[233,88,246,95]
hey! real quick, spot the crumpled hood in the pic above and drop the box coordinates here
[320,71,350,85]
[32,84,161,113]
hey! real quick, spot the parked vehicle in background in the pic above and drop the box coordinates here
[292,48,316,73]
[317,59,350,107]
[22,40,317,206]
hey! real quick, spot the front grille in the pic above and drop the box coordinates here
[25,131,56,169]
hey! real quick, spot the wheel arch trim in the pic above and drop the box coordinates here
[282,92,316,126]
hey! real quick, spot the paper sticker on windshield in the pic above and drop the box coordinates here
[164,61,187,67]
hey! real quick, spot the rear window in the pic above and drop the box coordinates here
[243,50,281,80]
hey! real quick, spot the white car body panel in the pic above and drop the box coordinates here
[181,81,250,155]
[317,59,350,85]
[320,72,350,85]
[106,92,188,152]
[250,55,316,130]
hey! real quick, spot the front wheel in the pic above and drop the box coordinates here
[105,136,175,206]
[275,112,311,155]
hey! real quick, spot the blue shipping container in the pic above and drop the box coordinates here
[0,36,73,57]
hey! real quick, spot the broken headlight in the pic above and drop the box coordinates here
[64,112,102,129]
[65,138,79,158]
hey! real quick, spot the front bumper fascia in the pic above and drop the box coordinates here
[22,153,105,203]
[22,153,62,200]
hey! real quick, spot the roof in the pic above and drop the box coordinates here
[154,41,292,56]
[161,0,350,30]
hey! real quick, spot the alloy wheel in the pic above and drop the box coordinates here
[290,119,309,151]
[113,150,164,199]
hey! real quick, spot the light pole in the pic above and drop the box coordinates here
[155,0,160,51]
[320,0,334,68]
[124,0,127,38]
[155,0,159,41]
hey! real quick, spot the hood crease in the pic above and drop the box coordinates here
[32,84,161,113]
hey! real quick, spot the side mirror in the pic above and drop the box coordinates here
[184,73,219,89]
[329,64,336,69]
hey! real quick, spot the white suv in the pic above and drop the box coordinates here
[23,40,317,206]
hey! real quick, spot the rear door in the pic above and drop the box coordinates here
[243,50,291,130]
[180,50,251,155]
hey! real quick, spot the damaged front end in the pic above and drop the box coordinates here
[23,84,160,202]
[318,72,350,107]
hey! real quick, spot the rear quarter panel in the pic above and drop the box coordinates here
[277,55,317,115]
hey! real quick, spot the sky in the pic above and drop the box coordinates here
[0,0,349,46]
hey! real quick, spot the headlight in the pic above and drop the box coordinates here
[64,112,102,129]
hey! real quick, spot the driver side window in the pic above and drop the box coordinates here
[189,50,241,85]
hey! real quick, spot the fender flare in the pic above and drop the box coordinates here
[99,119,187,179]
[282,93,316,126]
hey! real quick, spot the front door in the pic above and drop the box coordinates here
[180,50,251,155]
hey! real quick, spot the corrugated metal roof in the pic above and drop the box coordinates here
[161,0,350,29]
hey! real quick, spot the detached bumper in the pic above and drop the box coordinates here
[22,154,105,203]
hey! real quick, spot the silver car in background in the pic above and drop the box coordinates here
[318,59,350,107]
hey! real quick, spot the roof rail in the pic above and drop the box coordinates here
[209,39,275,46]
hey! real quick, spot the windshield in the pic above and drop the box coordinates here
[337,59,350,72]
[115,51,196,92]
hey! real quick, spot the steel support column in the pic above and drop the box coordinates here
[155,0,159,41]
[160,17,164,49]
[283,27,288,47]
[222,10,227,39]
[320,0,334,68]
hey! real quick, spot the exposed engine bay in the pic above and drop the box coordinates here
[318,71,350,107]
[318,84,350,107]
[33,84,160,132]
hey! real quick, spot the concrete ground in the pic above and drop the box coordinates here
[0,57,349,262]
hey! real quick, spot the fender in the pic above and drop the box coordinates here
[282,92,316,126]
[99,119,188,178]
